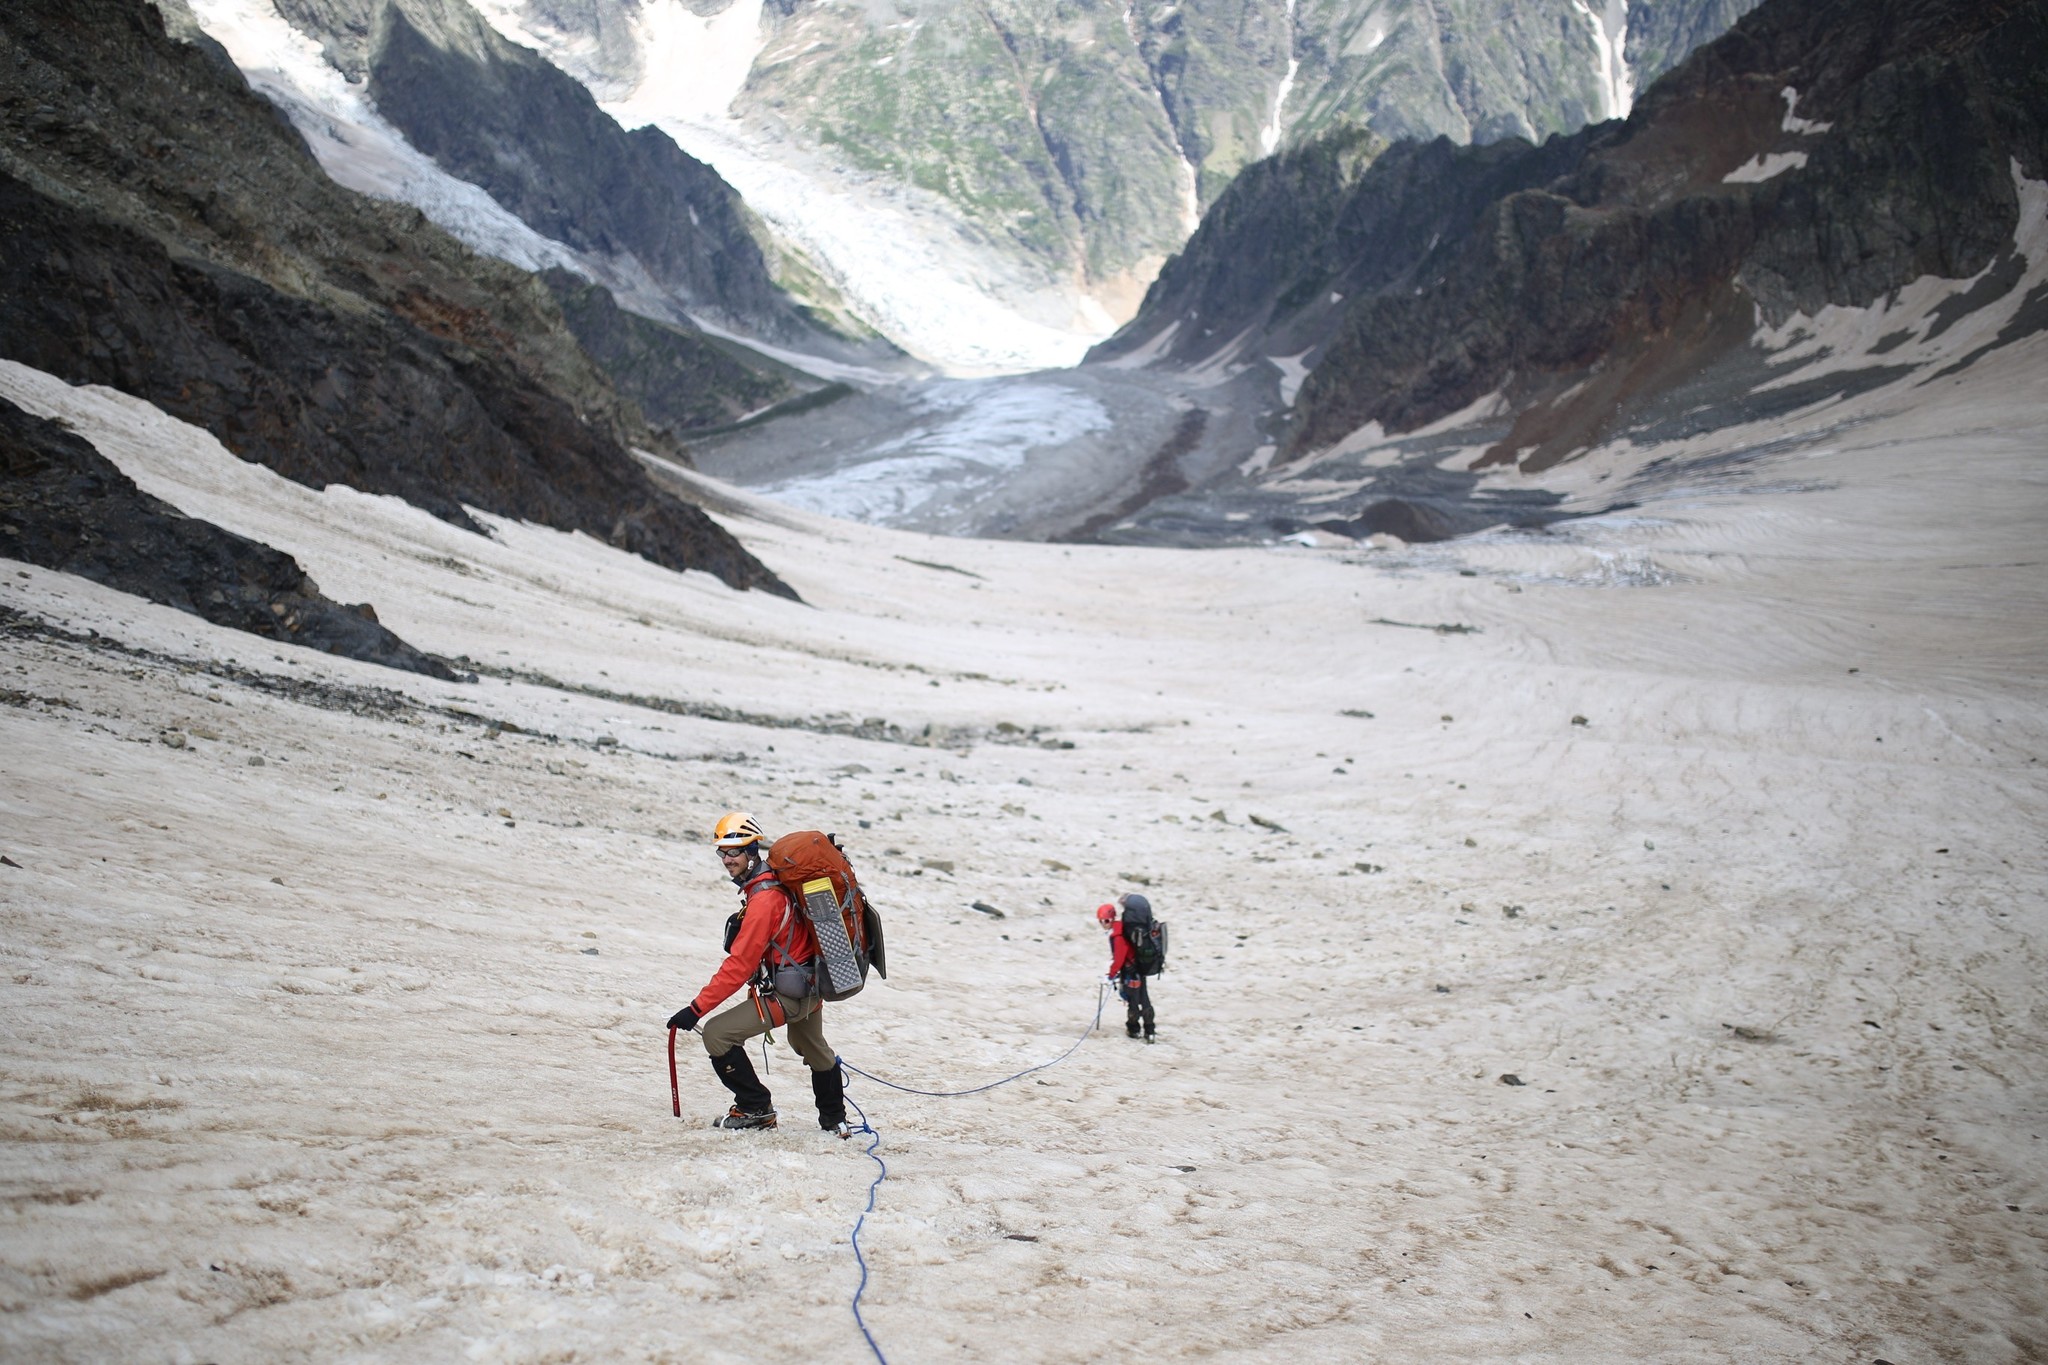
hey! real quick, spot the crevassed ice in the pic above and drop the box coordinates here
[761,382,1112,523]
[603,0,769,124]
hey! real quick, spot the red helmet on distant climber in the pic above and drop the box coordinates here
[1096,903,1117,927]
[713,811,766,850]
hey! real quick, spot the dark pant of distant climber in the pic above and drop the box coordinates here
[1121,974,1155,1041]
[665,812,849,1134]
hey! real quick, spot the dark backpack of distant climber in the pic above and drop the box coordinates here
[1120,893,1167,975]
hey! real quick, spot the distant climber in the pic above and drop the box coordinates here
[666,812,850,1135]
[1099,893,1167,1043]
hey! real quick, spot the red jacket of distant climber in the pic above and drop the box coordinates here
[1108,930,1137,980]
[691,868,818,1013]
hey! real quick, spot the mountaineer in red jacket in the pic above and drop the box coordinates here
[1099,895,1158,1042]
[666,812,848,1134]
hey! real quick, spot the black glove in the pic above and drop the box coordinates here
[668,1005,701,1032]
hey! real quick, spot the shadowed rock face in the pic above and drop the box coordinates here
[1289,0,2048,464]
[539,270,796,436]
[0,397,464,679]
[365,1,810,343]
[0,0,794,599]
[1100,0,2046,482]
[1090,126,1599,368]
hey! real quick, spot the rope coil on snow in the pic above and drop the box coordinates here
[834,982,1108,1364]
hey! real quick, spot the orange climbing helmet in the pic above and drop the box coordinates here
[713,811,766,850]
[1095,903,1118,927]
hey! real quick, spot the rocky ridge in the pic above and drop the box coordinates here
[538,269,801,437]
[452,0,1758,340]
[1292,0,2047,464]
[0,0,795,674]
[1082,0,2046,542]
[744,0,1761,285]
[1,396,462,679]
[349,0,845,348]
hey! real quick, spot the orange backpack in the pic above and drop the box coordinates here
[765,831,886,1001]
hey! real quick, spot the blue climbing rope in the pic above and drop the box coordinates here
[840,1086,886,1363]
[834,982,1107,1365]
[839,982,1107,1097]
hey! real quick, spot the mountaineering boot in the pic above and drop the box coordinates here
[713,1105,778,1130]
[811,1065,848,1135]
[710,1045,772,1114]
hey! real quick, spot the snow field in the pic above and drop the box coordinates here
[2,342,2046,1361]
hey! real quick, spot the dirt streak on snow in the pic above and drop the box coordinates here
[1,340,2045,1362]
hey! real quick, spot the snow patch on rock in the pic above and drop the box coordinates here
[1724,151,1809,184]
[1780,86,1834,135]
[1750,161,2048,386]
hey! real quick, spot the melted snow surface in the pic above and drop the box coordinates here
[2,329,2047,1363]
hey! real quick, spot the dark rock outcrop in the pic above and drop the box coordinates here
[1,396,463,679]
[539,270,797,435]
[1100,0,2046,484]
[0,0,794,600]
[1090,124,1596,367]
[365,0,814,343]
[1292,0,2047,464]
[1314,499,1461,544]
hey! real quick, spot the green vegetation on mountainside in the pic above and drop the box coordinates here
[737,0,1758,303]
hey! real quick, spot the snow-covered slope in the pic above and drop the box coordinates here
[2,323,2044,1356]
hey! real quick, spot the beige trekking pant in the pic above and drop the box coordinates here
[698,991,836,1072]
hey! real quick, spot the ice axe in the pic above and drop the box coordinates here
[667,1026,681,1118]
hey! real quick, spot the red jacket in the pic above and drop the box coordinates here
[1109,930,1136,979]
[692,870,818,1014]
